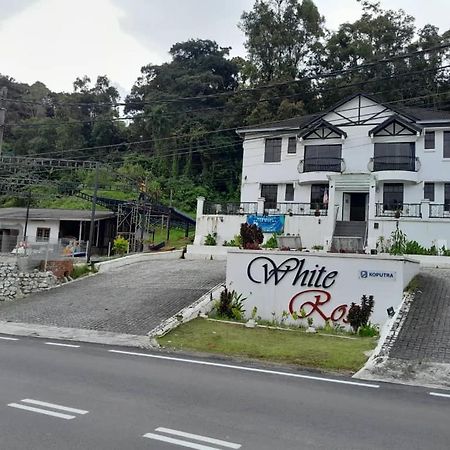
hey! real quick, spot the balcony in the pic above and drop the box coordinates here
[203,202,257,215]
[375,203,422,218]
[430,204,450,219]
[273,202,328,216]
[298,157,345,184]
[368,156,420,183]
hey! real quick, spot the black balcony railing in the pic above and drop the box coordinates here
[375,203,421,218]
[203,202,258,215]
[273,202,328,216]
[430,204,450,218]
[370,156,419,172]
[299,157,345,173]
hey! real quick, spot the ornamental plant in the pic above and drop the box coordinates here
[347,295,375,333]
[240,223,263,250]
[112,235,129,255]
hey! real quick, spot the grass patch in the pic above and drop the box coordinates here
[158,318,377,373]
[149,227,194,249]
[71,264,97,279]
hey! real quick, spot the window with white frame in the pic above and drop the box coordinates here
[36,227,51,242]
[287,137,297,154]
[310,184,328,209]
[383,183,404,210]
[261,184,278,209]
[285,183,294,201]
[444,132,450,158]
[424,131,435,149]
[264,138,282,162]
[445,183,450,212]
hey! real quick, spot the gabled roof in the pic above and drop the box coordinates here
[236,92,450,135]
[368,114,422,137]
[298,118,347,139]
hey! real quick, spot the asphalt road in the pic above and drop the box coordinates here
[0,336,449,450]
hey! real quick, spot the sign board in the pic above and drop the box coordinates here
[247,215,284,233]
[359,270,396,280]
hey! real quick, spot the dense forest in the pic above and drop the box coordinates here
[1,0,449,212]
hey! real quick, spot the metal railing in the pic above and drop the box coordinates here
[369,156,420,172]
[430,204,450,218]
[375,203,422,218]
[274,202,328,216]
[203,201,258,215]
[298,157,345,173]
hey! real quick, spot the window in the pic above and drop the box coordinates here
[264,138,282,162]
[287,137,297,154]
[285,183,294,201]
[424,131,435,149]
[424,183,435,202]
[36,227,50,242]
[373,143,415,171]
[310,184,328,209]
[445,183,450,212]
[383,183,404,210]
[261,184,278,210]
[444,132,450,158]
[303,145,342,172]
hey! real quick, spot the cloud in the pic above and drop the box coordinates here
[0,0,36,24]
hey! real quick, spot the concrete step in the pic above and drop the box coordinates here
[334,221,366,237]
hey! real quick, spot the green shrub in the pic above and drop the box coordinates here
[262,233,278,249]
[358,323,379,337]
[223,234,242,247]
[216,288,246,320]
[204,233,217,246]
[389,225,406,255]
[113,235,129,255]
[71,264,96,279]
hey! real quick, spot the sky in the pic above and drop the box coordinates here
[0,0,448,96]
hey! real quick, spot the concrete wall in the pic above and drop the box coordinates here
[0,219,60,245]
[226,249,420,327]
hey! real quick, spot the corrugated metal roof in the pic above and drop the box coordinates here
[0,208,115,221]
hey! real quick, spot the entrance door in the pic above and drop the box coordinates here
[350,193,367,221]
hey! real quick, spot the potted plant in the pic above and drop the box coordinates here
[245,306,258,328]
[314,205,321,217]
[306,317,316,333]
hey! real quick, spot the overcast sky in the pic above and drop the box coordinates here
[0,0,448,96]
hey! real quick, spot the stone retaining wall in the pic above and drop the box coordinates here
[0,262,59,301]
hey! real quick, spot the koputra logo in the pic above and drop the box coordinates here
[360,270,368,278]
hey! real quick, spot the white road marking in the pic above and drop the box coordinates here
[45,342,80,348]
[109,349,380,388]
[155,427,241,449]
[21,399,89,415]
[430,392,450,399]
[7,403,76,420]
[143,432,220,449]
[0,336,19,341]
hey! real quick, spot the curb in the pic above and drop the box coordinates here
[147,283,225,338]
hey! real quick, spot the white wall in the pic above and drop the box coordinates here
[226,250,420,327]
[0,219,60,244]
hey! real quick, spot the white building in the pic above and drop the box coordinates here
[194,93,450,253]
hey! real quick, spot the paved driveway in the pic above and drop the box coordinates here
[0,259,225,336]
[390,269,450,363]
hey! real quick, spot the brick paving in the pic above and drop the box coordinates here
[389,269,450,363]
[0,259,225,336]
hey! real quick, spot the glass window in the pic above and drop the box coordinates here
[444,132,450,158]
[36,227,50,242]
[445,183,450,212]
[310,184,329,209]
[264,138,282,163]
[374,143,415,171]
[383,183,404,210]
[261,184,278,209]
[285,183,294,201]
[303,145,342,172]
[424,183,435,202]
[424,131,435,149]
[287,137,297,154]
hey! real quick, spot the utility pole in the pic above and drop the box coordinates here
[87,162,99,263]
[0,86,7,156]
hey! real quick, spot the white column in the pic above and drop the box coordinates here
[367,179,378,250]
[421,200,430,220]
[325,182,336,250]
[257,197,265,215]
[196,196,205,220]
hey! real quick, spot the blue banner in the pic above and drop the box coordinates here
[247,215,285,233]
